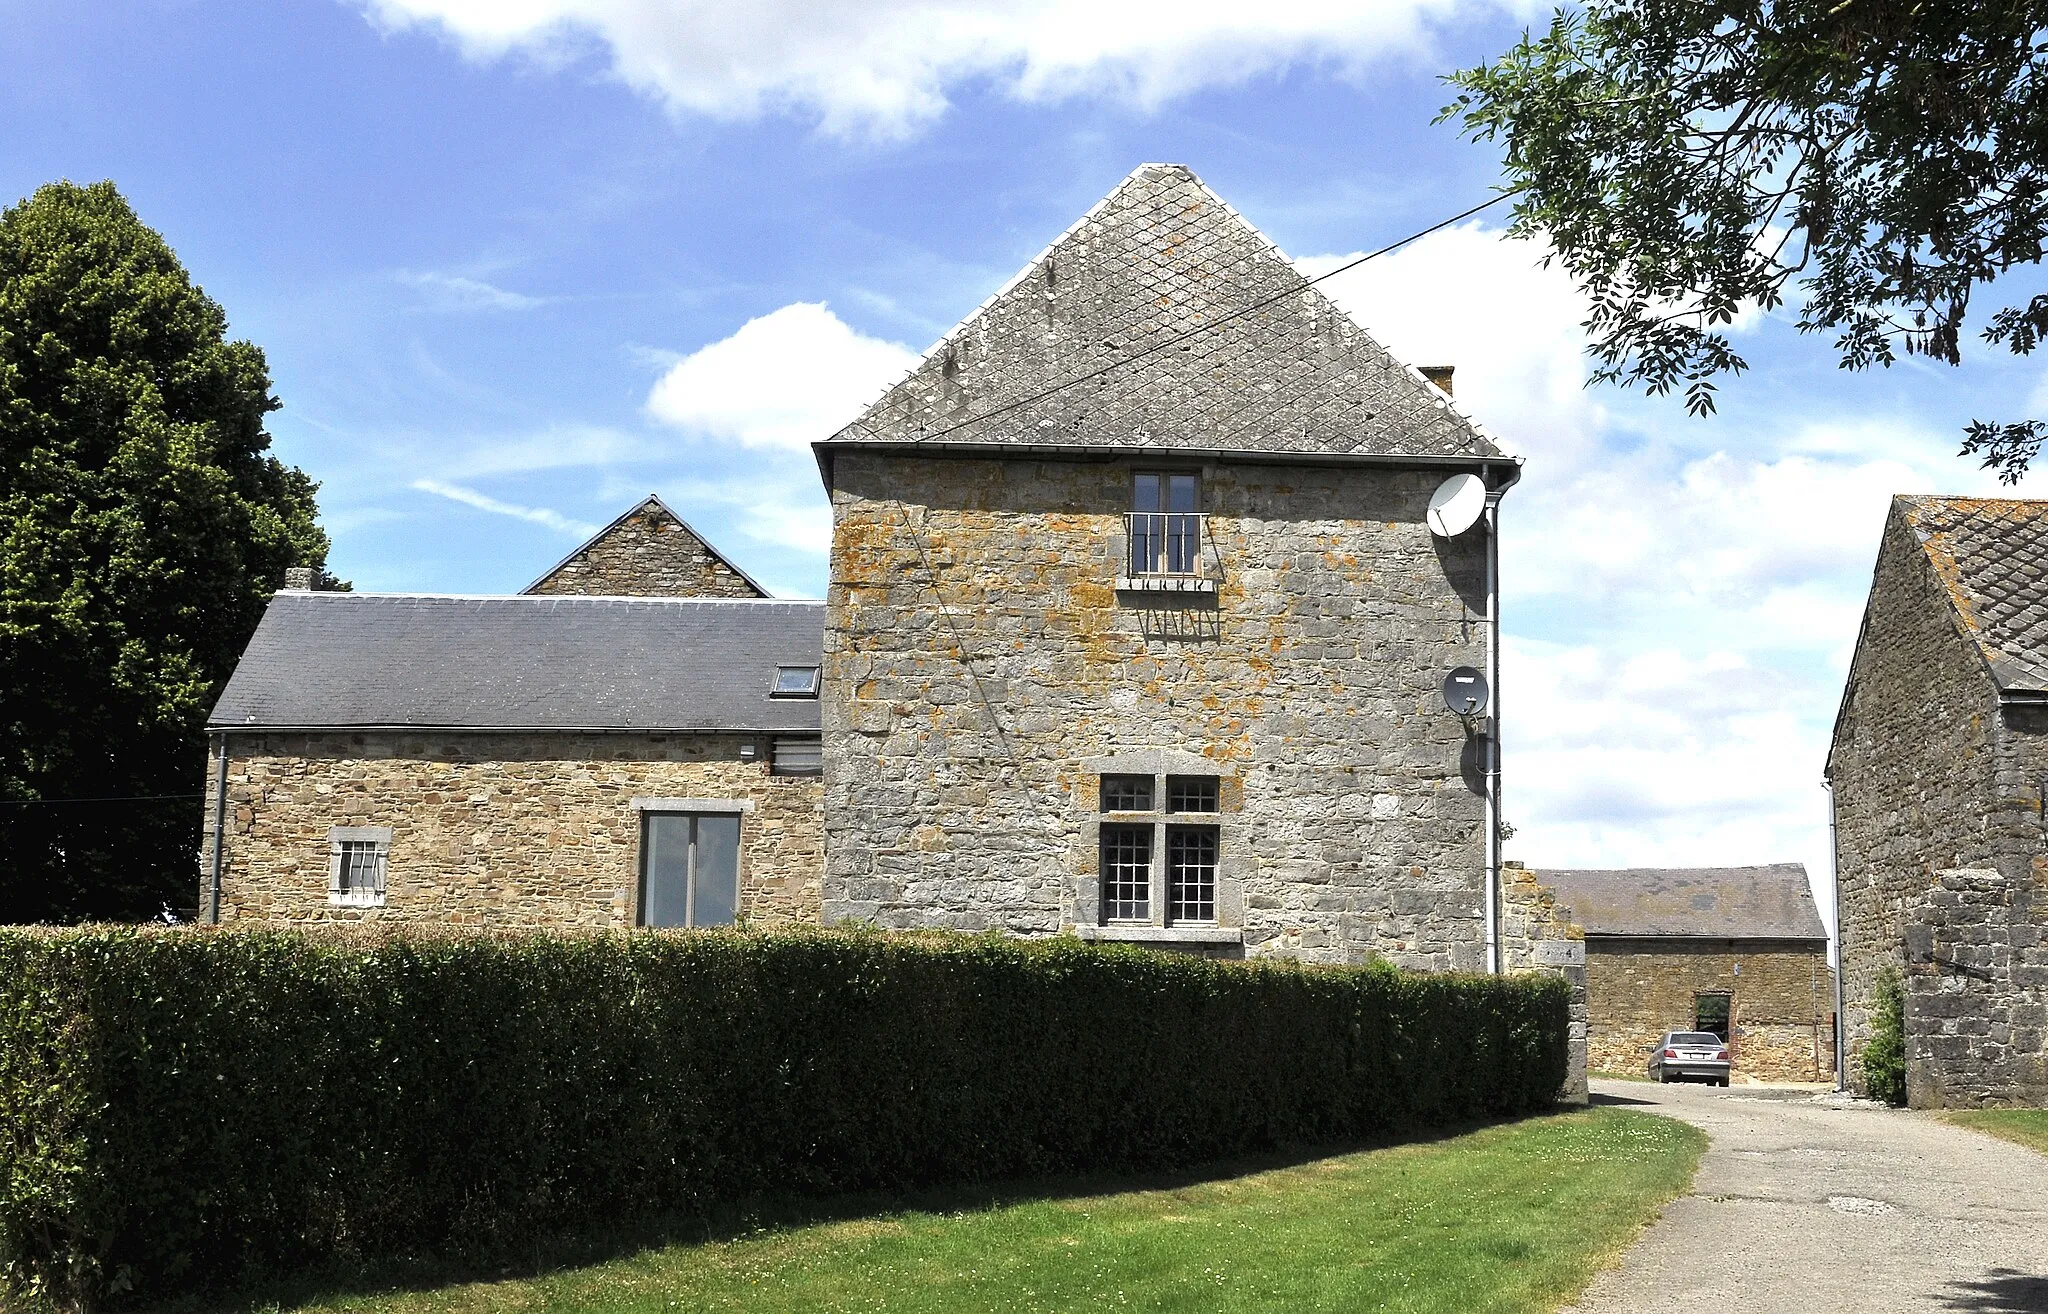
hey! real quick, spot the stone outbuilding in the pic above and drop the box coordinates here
[813,162,1523,968]
[1829,494,2048,1107]
[200,503,825,929]
[1520,862,1834,1082]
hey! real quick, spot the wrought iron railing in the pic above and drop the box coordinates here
[1125,512,1206,577]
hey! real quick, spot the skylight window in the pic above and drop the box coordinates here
[772,665,820,698]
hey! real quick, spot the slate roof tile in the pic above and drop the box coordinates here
[1528,864,1825,940]
[1897,495,2048,694]
[209,592,824,733]
[823,163,1502,460]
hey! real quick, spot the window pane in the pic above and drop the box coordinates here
[1166,775,1218,813]
[692,814,741,927]
[1101,824,1152,921]
[1132,472,1161,512]
[774,665,820,696]
[1100,774,1153,812]
[1167,825,1218,924]
[641,814,692,928]
[1167,473,1198,513]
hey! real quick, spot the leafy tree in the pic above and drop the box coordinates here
[1443,0,2048,479]
[0,181,327,923]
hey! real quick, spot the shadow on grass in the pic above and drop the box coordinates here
[153,1103,1588,1314]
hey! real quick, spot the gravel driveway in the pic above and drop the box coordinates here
[1564,1079,2048,1313]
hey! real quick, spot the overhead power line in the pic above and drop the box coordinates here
[856,189,1519,447]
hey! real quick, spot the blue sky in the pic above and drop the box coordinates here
[7,0,2045,925]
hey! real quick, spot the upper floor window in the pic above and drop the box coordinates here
[772,665,820,697]
[1129,472,1202,576]
[771,737,823,777]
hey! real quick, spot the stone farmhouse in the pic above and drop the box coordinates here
[1518,862,1834,1082]
[1829,495,2048,1107]
[201,164,1542,980]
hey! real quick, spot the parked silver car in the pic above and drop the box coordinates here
[1648,1031,1731,1086]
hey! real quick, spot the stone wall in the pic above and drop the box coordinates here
[1830,505,2003,1092]
[526,499,766,598]
[1584,938,1835,1082]
[1903,867,2048,1106]
[1501,863,1589,1102]
[200,731,822,928]
[821,448,1496,969]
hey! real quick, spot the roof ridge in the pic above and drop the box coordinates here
[280,591,825,605]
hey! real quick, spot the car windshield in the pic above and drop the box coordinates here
[1673,1033,1722,1046]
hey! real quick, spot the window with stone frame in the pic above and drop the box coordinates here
[639,811,741,928]
[327,827,390,907]
[1096,774,1221,926]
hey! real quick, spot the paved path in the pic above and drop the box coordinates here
[1565,1079,2048,1314]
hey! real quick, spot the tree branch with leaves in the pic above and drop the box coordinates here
[1442,0,2048,479]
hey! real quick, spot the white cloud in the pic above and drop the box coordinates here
[411,479,600,537]
[645,302,918,450]
[355,0,1520,137]
[1301,223,1603,471]
[399,270,547,312]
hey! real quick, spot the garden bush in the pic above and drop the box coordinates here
[1862,966,1908,1106]
[0,926,1568,1310]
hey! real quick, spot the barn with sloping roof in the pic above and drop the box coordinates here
[1520,862,1833,1083]
[1829,494,2048,1108]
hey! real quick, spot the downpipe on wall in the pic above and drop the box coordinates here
[208,732,228,924]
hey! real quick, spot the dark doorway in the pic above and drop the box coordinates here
[1695,992,1732,1041]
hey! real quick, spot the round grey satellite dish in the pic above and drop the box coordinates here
[1426,472,1487,537]
[1442,665,1490,716]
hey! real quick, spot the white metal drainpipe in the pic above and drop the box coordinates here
[208,732,229,924]
[1826,777,1846,1089]
[1484,485,1506,976]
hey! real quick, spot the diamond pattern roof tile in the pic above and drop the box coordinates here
[1898,495,2048,695]
[824,163,1502,460]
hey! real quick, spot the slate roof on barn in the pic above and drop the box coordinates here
[209,592,823,733]
[1527,865,1825,941]
[822,163,1502,461]
[1893,494,2048,696]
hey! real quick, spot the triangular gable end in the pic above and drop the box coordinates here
[824,163,1500,461]
[523,495,771,599]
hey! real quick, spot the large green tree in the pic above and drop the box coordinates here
[0,181,327,923]
[1443,0,2048,478]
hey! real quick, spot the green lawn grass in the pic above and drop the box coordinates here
[226,1107,1703,1314]
[1944,1109,2048,1157]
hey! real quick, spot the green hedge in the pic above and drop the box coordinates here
[0,927,1568,1310]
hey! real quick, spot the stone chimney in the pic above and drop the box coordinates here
[282,566,317,591]
[1420,365,1455,396]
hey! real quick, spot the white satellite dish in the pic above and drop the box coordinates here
[1427,473,1487,538]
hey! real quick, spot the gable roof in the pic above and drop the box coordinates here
[821,163,1502,462]
[523,494,770,598]
[1527,864,1825,941]
[210,592,823,734]
[1894,494,2048,697]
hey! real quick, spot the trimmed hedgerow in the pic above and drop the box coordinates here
[0,926,1567,1310]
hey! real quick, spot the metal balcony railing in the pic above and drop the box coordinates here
[1124,512,1207,579]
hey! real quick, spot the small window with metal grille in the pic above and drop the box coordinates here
[327,828,389,907]
[1100,774,1153,812]
[1100,824,1153,921]
[1166,775,1219,813]
[771,737,823,776]
[1166,826,1218,924]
